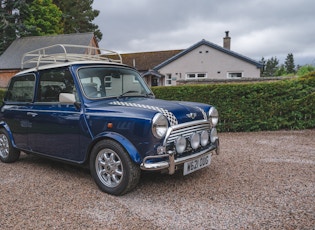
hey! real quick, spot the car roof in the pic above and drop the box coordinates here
[16,44,128,76]
[16,61,128,75]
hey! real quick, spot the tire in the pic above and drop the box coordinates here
[0,129,20,163]
[90,139,141,196]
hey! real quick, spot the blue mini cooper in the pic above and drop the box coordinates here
[0,45,219,195]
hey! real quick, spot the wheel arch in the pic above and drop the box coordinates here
[86,132,141,165]
[0,121,17,148]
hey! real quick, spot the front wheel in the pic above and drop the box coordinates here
[90,140,141,195]
[0,129,20,163]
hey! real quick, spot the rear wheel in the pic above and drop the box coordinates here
[0,129,20,163]
[90,139,140,195]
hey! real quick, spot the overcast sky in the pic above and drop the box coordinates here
[92,0,315,66]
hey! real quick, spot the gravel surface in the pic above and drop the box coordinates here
[0,130,314,229]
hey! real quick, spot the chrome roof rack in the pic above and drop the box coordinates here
[21,44,122,69]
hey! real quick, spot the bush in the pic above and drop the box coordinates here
[1,72,314,132]
[153,71,315,132]
[297,65,315,77]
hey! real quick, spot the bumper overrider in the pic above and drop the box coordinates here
[140,120,220,174]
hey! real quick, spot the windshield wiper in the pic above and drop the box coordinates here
[117,90,139,99]
[145,92,154,98]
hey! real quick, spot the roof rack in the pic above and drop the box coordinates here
[21,44,122,69]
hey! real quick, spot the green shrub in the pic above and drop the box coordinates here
[153,71,315,132]
[0,72,314,132]
[297,65,315,77]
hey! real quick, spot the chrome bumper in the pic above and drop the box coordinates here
[140,139,219,174]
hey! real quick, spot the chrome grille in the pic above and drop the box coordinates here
[164,120,210,145]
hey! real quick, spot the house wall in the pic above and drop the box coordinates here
[0,70,19,88]
[158,44,260,86]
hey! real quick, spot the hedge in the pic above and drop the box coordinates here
[0,72,314,132]
[152,71,315,132]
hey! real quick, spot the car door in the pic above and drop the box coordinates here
[1,73,36,150]
[27,67,87,162]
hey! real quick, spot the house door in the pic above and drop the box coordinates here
[152,77,158,86]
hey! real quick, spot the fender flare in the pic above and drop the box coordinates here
[0,121,17,148]
[92,132,141,164]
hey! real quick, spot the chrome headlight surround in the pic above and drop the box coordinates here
[208,107,219,127]
[152,113,169,139]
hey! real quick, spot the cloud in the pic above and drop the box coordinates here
[93,0,315,65]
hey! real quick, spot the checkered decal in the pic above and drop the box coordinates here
[109,101,178,126]
[197,107,208,120]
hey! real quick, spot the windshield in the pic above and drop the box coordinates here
[77,66,153,99]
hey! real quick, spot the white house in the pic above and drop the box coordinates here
[153,32,262,86]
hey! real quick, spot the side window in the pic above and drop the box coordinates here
[5,74,36,103]
[37,68,75,102]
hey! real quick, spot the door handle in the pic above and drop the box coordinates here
[27,112,38,117]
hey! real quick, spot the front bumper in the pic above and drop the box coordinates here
[140,139,219,174]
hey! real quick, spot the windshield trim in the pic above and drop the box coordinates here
[76,65,153,100]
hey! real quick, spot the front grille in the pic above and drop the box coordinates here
[164,120,210,145]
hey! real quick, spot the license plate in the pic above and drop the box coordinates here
[183,154,211,175]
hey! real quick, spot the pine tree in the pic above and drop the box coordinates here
[259,57,266,77]
[53,0,102,41]
[263,57,279,77]
[285,53,295,74]
[0,0,32,54]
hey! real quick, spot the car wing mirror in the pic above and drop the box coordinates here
[59,93,76,104]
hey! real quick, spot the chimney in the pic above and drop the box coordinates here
[223,31,231,50]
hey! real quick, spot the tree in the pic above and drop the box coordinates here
[53,0,102,41]
[285,53,295,74]
[0,0,32,54]
[275,64,286,76]
[263,57,279,77]
[297,65,315,77]
[24,0,63,36]
[259,57,266,77]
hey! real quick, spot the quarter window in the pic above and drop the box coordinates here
[5,74,35,102]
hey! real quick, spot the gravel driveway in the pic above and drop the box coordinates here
[1,130,314,229]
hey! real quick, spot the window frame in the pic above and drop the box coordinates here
[36,67,76,103]
[4,73,36,103]
[165,73,172,86]
[185,72,207,79]
[227,72,243,78]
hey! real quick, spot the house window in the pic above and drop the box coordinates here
[133,76,139,83]
[186,73,207,79]
[105,76,112,88]
[165,74,172,85]
[228,72,243,78]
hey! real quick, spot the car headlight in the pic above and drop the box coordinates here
[209,107,219,127]
[152,113,169,139]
